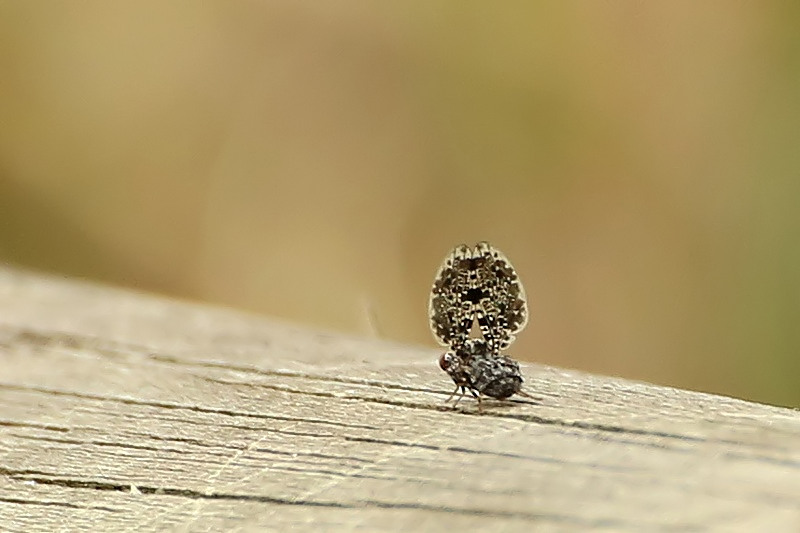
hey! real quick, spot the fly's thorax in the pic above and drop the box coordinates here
[455,338,492,359]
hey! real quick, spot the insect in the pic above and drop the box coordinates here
[429,242,529,406]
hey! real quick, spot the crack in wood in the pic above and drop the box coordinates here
[3,376,790,466]
[0,496,119,513]
[0,382,379,430]
[342,436,641,474]
[0,468,665,529]
[12,433,378,467]
[2,435,532,498]
[69,408,340,439]
[205,376,744,447]
[0,323,443,394]
[0,420,70,432]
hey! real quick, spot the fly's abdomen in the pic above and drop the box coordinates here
[468,354,523,399]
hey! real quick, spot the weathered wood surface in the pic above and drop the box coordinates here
[0,267,799,532]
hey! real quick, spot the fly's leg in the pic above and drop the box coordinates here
[450,386,469,407]
[476,392,484,412]
[465,387,481,411]
[444,384,461,403]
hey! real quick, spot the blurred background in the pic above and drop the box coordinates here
[1,2,798,408]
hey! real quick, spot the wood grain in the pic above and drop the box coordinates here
[0,266,798,532]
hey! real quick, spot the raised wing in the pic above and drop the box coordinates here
[428,242,528,351]
[471,242,528,351]
[428,244,475,347]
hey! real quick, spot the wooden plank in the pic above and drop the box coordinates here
[0,266,799,532]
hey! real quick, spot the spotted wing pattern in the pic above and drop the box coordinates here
[428,242,528,353]
[471,242,529,351]
[430,242,530,402]
[428,244,475,348]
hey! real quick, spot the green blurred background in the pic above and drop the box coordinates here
[1,2,798,407]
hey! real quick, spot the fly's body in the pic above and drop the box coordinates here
[428,242,529,405]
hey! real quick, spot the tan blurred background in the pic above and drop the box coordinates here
[1,2,798,407]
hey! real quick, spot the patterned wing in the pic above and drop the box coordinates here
[471,242,529,352]
[428,244,476,347]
